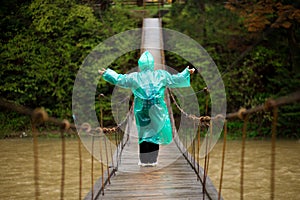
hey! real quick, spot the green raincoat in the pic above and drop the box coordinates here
[102,51,190,145]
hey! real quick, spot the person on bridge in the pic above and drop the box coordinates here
[99,51,194,166]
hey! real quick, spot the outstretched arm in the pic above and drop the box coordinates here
[99,68,132,88]
[166,66,194,88]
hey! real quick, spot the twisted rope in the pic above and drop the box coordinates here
[218,120,227,200]
[169,88,299,200]
[270,104,278,200]
[1,88,299,199]
[59,121,68,200]
[240,114,249,200]
[91,135,94,200]
[168,89,213,127]
[31,108,49,200]
[169,90,300,121]
[78,136,82,200]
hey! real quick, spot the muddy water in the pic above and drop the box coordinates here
[207,140,300,200]
[0,138,299,199]
[0,138,102,200]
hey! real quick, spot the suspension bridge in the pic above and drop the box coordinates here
[85,18,220,200]
[1,17,300,200]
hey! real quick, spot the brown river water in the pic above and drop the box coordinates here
[0,138,299,199]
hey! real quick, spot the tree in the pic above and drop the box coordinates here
[1,0,103,117]
[224,0,300,137]
[0,0,141,134]
[165,0,300,137]
[225,0,300,72]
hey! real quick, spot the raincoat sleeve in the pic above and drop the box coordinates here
[166,68,190,88]
[102,68,132,88]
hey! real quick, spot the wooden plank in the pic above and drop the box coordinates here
[174,134,222,200]
[97,135,208,199]
[89,92,209,199]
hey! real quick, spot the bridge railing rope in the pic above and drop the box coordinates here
[168,89,300,200]
[0,97,129,200]
[1,87,299,200]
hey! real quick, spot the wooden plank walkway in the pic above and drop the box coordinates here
[141,18,164,69]
[87,114,220,199]
[99,128,209,199]
[85,18,221,200]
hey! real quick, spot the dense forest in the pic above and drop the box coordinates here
[1,0,299,138]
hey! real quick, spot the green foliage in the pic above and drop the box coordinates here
[0,0,141,134]
[226,119,271,140]
[0,111,31,138]
[164,1,300,138]
[1,1,299,139]
[1,0,102,117]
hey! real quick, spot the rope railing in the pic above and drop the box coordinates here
[168,88,212,127]
[29,107,77,200]
[78,119,129,198]
[0,97,129,200]
[169,89,300,199]
[1,88,299,199]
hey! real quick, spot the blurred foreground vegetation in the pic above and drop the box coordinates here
[1,0,299,138]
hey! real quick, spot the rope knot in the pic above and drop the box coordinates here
[203,87,209,94]
[199,116,204,122]
[237,108,247,120]
[32,108,49,124]
[81,123,91,133]
[204,116,211,121]
[199,116,211,127]
[95,127,103,135]
[264,99,276,111]
[61,119,70,131]
[108,128,114,133]
[215,114,225,120]
[103,128,108,133]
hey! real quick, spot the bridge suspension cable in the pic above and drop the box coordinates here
[169,89,300,199]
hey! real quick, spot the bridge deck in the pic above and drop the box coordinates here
[99,134,209,199]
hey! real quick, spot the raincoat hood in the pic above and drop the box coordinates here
[138,51,154,71]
